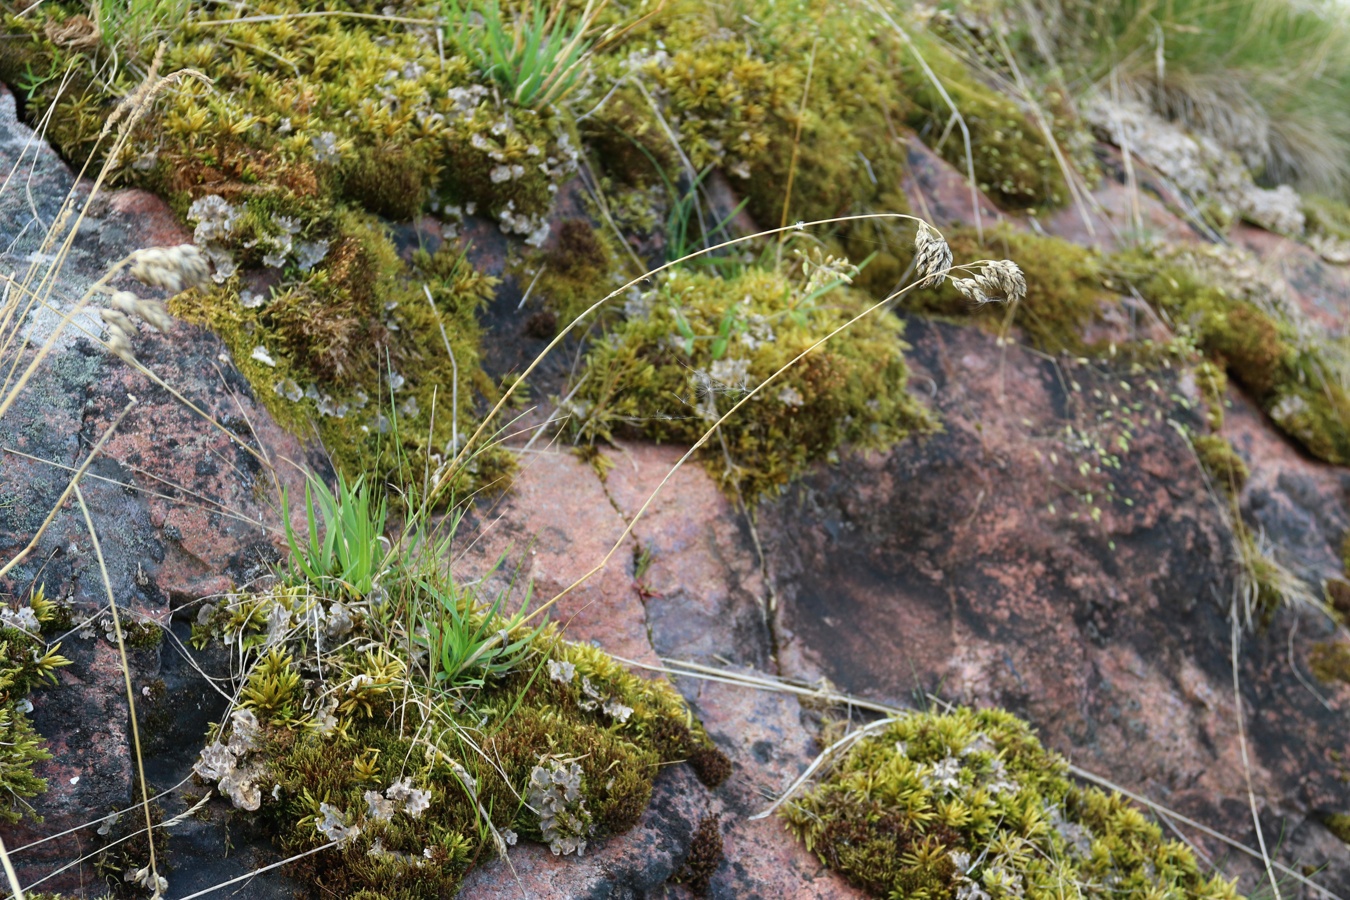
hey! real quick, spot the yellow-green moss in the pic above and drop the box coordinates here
[1305,195,1350,243]
[571,258,934,499]
[193,577,728,898]
[1193,434,1249,494]
[905,227,1105,353]
[1326,813,1350,846]
[898,31,1071,213]
[528,217,624,326]
[171,212,513,496]
[1115,251,1350,466]
[0,588,72,823]
[785,708,1239,900]
[1309,641,1350,685]
[6,0,584,492]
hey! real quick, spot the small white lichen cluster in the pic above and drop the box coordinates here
[271,379,371,422]
[0,602,40,633]
[526,758,592,856]
[466,110,580,245]
[194,708,265,810]
[364,777,432,822]
[1084,96,1306,235]
[189,195,329,277]
[576,675,633,723]
[316,801,362,846]
[187,195,244,281]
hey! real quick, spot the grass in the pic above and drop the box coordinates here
[1013,0,1350,198]
[443,0,603,109]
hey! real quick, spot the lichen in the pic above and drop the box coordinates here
[785,707,1239,900]
[570,254,934,499]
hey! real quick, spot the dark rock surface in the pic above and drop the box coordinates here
[0,84,313,895]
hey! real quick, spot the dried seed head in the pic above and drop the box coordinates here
[109,290,139,317]
[953,259,1026,306]
[129,245,211,293]
[100,308,136,334]
[987,259,1026,305]
[134,298,173,333]
[914,222,952,289]
[104,325,135,362]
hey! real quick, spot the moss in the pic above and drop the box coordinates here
[1305,194,1350,242]
[1193,434,1249,494]
[171,212,514,497]
[571,259,934,499]
[785,707,1239,900]
[529,218,623,326]
[672,814,723,896]
[1327,579,1350,623]
[0,588,72,823]
[191,570,723,897]
[1325,813,1350,846]
[1309,641,1350,685]
[1115,250,1350,466]
[6,0,591,494]
[897,31,1071,213]
[593,0,918,280]
[906,226,1105,354]
[122,619,163,650]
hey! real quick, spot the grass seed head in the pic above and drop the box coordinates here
[914,221,953,289]
[129,244,211,293]
[953,259,1026,306]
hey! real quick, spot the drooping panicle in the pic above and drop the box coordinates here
[914,221,953,289]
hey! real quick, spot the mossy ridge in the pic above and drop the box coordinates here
[0,587,73,824]
[191,582,727,898]
[785,707,1240,900]
[897,29,1071,214]
[1112,249,1350,466]
[6,0,581,492]
[903,226,1105,353]
[570,257,934,500]
[171,212,513,495]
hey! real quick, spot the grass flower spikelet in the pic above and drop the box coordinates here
[915,222,953,289]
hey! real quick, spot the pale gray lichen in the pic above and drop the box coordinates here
[526,759,592,856]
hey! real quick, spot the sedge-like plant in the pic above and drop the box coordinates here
[442,0,601,108]
[412,570,547,690]
[281,471,390,598]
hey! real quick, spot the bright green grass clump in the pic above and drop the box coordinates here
[570,254,934,499]
[785,707,1240,900]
